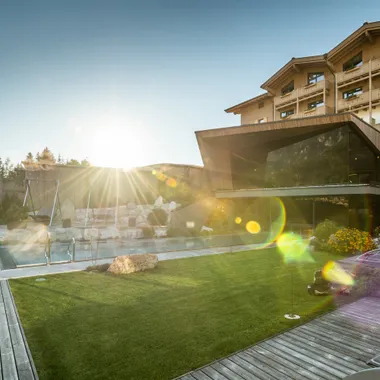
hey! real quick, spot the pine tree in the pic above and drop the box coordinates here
[25,152,34,162]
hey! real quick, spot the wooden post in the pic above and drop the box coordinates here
[369,59,373,123]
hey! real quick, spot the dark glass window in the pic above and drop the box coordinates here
[230,126,378,190]
[308,72,324,85]
[343,52,363,71]
[308,99,324,109]
[264,127,348,187]
[348,129,377,184]
[258,102,264,108]
[280,109,294,118]
[281,81,294,95]
[343,87,362,99]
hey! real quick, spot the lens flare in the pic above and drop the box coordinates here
[277,232,314,263]
[157,172,167,182]
[235,217,242,224]
[322,261,354,286]
[238,197,286,249]
[246,221,261,234]
[166,178,177,188]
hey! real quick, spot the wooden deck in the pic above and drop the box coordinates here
[0,280,38,380]
[176,297,380,380]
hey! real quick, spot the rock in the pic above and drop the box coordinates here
[61,199,76,222]
[136,215,146,225]
[119,217,129,225]
[127,202,136,210]
[154,196,163,208]
[99,226,120,239]
[83,228,98,241]
[154,227,167,238]
[129,208,142,217]
[169,201,177,211]
[108,254,158,274]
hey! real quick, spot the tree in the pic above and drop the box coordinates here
[57,154,64,164]
[66,159,80,166]
[39,147,55,163]
[80,158,91,167]
[25,152,34,162]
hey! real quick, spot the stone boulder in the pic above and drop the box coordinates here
[99,226,120,239]
[83,228,99,241]
[108,254,158,274]
[154,196,163,208]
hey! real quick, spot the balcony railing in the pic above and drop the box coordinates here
[372,88,380,104]
[336,58,380,86]
[338,91,370,111]
[302,105,333,117]
[274,90,298,108]
[298,80,329,100]
[275,80,328,109]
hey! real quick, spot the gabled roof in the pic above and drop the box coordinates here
[261,55,326,91]
[328,21,380,63]
[224,92,271,114]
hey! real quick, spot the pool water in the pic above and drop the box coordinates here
[0,232,268,270]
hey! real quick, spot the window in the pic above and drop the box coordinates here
[280,109,294,118]
[307,72,324,85]
[308,99,324,109]
[281,80,294,96]
[258,118,265,123]
[343,52,362,71]
[343,87,363,99]
[258,102,264,108]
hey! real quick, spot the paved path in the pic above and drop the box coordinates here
[175,296,380,380]
[0,280,39,379]
[0,243,270,280]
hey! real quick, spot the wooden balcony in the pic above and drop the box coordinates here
[302,105,333,117]
[275,80,329,109]
[338,91,370,111]
[372,88,380,105]
[298,80,329,100]
[336,58,380,87]
[274,90,297,108]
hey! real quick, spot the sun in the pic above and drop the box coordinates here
[88,127,146,169]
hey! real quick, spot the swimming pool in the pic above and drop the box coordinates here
[0,233,268,270]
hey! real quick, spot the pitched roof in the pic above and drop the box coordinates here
[224,93,271,114]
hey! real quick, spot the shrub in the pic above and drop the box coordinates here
[147,209,168,226]
[374,226,380,238]
[328,227,376,255]
[140,226,154,239]
[314,219,339,244]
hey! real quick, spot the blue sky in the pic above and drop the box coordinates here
[0,0,379,168]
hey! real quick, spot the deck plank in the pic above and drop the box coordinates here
[0,280,38,380]
[175,296,380,380]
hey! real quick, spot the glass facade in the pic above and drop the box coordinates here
[231,125,379,189]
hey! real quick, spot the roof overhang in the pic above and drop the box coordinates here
[328,21,380,63]
[225,92,271,114]
[261,55,326,91]
[216,184,380,199]
[196,112,380,151]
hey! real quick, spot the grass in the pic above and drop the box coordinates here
[11,248,343,380]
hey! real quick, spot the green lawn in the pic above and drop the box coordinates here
[11,249,342,380]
